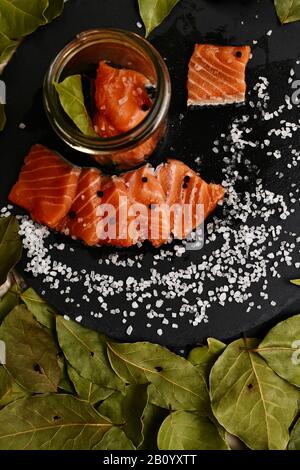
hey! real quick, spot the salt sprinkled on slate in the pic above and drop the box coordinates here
[2,62,300,338]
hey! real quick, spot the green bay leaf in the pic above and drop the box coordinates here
[0,283,20,323]
[274,0,300,24]
[158,411,229,450]
[210,338,300,450]
[57,355,75,393]
[21,287,56,330]
[98,384,148,448]
[138,0,180,37]
[139,400,169,450]
[93,427,135,450]
[0,366,28,408]
[0,305,61,393]
[0,216,22,285]
[68,365,114,404]
[0,31,18,64]
[289,416,300,450]
[54,75,98,136]
[56,316,124,391]
[188,338,226,380]
[0,103,5,130]
[107,341,209,413]
[0,0,49,39]
[256,314,300,388]
[43,0,64,22]
[0,394,113,450]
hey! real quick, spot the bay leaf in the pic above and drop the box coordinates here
[291,279,300,286]
[210,338,300,450]
[0,216,22,285]
[93,427,135,450]
[0,394,113,450]
[107,341,209,412]
[0,31,18,63]
[0,0,49,39]
[158,411,229,450]
[56,316,124,391]
[256,314,300,388]
[0,366,28,408]
[0,283,20,323]
[289,416,300,450]
[0,305,61,393]
[0,103,5,130]
[188,338,226,380]
[274,0,300,24]
[54,75,98,136]
[68,365,114,404]
[43,0,64,21]
[138,0,180,37]
[98,384,148,447]
[21,287,56,330]
[57,355,75,393]
[139,400,169,450]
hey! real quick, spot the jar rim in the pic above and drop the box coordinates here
[43,28,171,155]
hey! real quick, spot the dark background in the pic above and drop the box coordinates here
[1,0,300,349]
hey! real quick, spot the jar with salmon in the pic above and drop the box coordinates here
[43,29,171,169]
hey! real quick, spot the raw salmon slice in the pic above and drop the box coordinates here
[61,168,109,246]
[97,177,137,247]
[187,44,251,106]
[9,144,81,228]
[123,165,170,247]
[94,61,152,136]
[156,159,225,239]
[9,145,225,248]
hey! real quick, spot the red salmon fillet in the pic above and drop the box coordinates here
[187,44,251,106]
[98,177,137,247]
[123,165,170,247]
[8,145,81,228]
[9,146,225,247]
[156,160,225,239]
[93,61,157,170]
[94,61,152,136]
[60,168,109,246]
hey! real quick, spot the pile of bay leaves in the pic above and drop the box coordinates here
[0,0,65,130]
[1,216,300,450]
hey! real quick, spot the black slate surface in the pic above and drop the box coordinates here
[1,0,300,349]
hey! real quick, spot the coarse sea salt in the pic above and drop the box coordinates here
[1,67,300,337]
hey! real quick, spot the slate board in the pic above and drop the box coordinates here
[1,0,300,349]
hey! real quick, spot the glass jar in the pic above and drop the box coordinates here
[43,28,171,170]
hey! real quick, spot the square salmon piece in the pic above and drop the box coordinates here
[187,44,251,106]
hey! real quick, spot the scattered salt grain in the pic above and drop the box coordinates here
[126,325,133,336]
